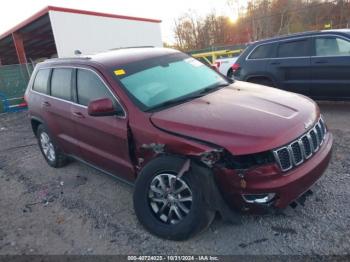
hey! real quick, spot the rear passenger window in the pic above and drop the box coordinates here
[278,40,310,57]
[249,44,274,59]
[33,69,50,94]
[77,69,114,106]
[51,68,73,101]
[315,37,350,56]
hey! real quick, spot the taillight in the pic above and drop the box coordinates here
[23,94,28,105]
[232,63,240,72]
[215,61,221,68]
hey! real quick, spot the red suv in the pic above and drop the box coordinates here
[25,48,333,240]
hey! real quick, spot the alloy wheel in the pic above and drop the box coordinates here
[148,173,192,224]
[40,132,56,162]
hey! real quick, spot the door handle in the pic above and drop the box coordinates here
[270,61,281,65]
[315,60,328,64]
[72,111,85,118]
[41,101,51,107]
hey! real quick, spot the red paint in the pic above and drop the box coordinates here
[12,32,27,64]
[25,48,333,211]
[0,6,161,41]
[47,6,161,23]
[87,98,115,116]
[151,81,319,155]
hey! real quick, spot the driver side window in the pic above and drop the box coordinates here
[76,69,116,106]
[315,37,350,56]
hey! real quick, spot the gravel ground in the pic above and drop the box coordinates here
[0,102,349,255]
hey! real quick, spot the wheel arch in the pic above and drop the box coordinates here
[137,153,241,224]
[30,116,44,136]
[244,74,277,86]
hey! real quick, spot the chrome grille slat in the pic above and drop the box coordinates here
[273,118,327,172]
[290,141,303,165]
[301,135,312,159]
[273,147,292,171]
[309,129,319,152]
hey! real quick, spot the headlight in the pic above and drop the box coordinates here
[223,151,275,169]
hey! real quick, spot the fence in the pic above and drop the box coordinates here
[0,63,34,113]
[187,44,247,56]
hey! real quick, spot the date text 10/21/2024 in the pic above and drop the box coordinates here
[127,255,219,261]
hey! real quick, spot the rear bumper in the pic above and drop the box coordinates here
[216,132,333,211]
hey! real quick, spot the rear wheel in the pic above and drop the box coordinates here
[133,156,215,240]
[37,124,68,168]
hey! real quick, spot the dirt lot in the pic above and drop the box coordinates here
[0,102,349,255]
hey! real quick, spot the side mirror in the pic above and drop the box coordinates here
[88,98,122,117]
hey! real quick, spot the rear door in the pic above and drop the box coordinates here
[44,67,80,156]
[268,38,312,96]
[310,35,350,99]
[70,67,135,181]
[242,42,276,81]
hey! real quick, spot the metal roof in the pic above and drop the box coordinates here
[0,6,161,65]
[0,6,162,41]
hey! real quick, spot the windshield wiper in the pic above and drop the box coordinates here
[199,82,230,95]
[146,83,230,112]
[146,93,205,112]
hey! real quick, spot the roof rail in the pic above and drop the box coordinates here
[109,46,155,51]
[44,56,92,62]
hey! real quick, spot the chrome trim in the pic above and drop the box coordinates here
[30,66,127,119]
[242,193,276,204]
[310,128,319,152]
[304,134,313,159]
[290,141,303,166]
[316,122,324,146]
[273,147,293,172]
[273,118,327,172]
[298,138,307,160]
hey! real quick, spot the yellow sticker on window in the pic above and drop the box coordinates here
[114,69,126,76]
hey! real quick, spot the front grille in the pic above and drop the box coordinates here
[309,129,318,150]
[301,135,312,158]
[273,117,327,172]
[290,141,303,165]
[276,148,291,170]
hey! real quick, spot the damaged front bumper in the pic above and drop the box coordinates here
[214,132,333,213]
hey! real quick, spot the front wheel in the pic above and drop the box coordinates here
[133,156,215,240]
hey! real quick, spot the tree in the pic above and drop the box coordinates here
[173,0,350,51]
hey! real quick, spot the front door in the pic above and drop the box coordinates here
[70,67,134,182]
[268,38,312,96]
[310,36,350,99]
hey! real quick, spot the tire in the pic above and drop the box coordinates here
[36,124,68,168]
[227,69,234,79]
[249,78,274,87]
[133,156,215,240]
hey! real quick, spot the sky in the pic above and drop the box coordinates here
[0,0,245,44]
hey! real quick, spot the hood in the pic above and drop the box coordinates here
[150,81,319,155]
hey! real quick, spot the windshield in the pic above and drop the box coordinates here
[112,53,229,111]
